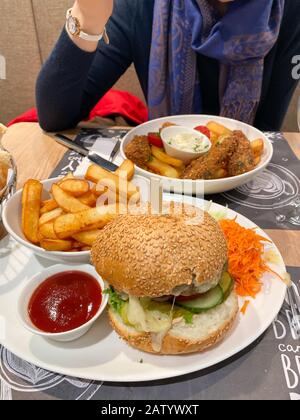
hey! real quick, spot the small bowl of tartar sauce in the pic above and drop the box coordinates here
[161,126,211,164]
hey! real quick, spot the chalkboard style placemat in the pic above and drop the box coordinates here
[51,128,129,177]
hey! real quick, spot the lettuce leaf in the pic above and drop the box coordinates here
[182,311,194,325]
[104,287,126,316]
[173,307,194,325]
[209,206,228,221]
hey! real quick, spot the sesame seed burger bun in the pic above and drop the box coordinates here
[92,208,228,298]
[108,290,238,355]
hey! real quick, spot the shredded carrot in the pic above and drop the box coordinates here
[240,300,250,315]
[219,219,273,298]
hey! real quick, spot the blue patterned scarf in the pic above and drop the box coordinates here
[148,0,285,124]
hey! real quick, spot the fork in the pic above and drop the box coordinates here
[108,135,121,162]
[286,280,300,339]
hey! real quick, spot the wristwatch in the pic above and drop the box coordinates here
[66,8,109,44]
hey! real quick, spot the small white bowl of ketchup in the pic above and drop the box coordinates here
[17,264,108,342]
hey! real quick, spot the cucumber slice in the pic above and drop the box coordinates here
[219,272,234,300]
[177,286,224,314]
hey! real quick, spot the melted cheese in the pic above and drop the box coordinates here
[126,296,172,352]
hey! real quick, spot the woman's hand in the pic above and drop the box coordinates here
[69,0,114,52]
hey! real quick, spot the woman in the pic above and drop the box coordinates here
[36,0,300,132]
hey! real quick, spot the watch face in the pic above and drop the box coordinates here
[67,16,79,36]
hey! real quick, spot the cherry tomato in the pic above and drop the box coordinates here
[148,133,164,148]
[194,125,211,139]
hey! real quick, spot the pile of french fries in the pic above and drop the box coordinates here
[147,146,184,178]
[21,160,138,252]
[143,121,264,179]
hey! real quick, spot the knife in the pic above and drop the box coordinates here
[55,134,119,172]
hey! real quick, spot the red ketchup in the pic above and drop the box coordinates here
[28,271,102,333]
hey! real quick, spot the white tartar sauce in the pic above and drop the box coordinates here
[167,133,209,153]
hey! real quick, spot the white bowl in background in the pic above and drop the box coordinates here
[2,175,150,263]
[17,264,108,342]
[161,126,211,164]
[121,115,273,195]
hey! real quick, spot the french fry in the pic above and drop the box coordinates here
[78,190,97,207]
[214,169,228,179]
[85,164,138,198]
[39,222,58,239]
[81,222,107,231]
[95,183,141,205]
[91,184,100,196]
[95,186,120,204]
[22,180,43,244]
[59,179,90,197]
[127,190,140,206]
[210,131,219,144]
[251,139,264,157]
[40,239,74,252]
[146,156,180,178]
[72,241,86,249]
[81,246,92,252]
[207,121,232,137]
[85,164,112,184]
[51,184,90,213]
[57,172,74,186]
[54,204,123,239]
[159,122,177,133]
[39,207,64,226]
[115,159,135,180]
[40,199,58,214]
[151,146,184,169]
[72,230,101,246]
[253,155,261,167]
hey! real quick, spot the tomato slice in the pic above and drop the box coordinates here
[194,125,211,139]
[148,133,164,148]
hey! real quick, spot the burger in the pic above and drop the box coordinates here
[91,206,238,355]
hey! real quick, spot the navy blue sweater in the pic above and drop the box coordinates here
[36,0,300,132]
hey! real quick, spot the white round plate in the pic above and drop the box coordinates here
[120,115,273,195]
[0,195,286,383]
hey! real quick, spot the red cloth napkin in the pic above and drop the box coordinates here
[8,89,148,127]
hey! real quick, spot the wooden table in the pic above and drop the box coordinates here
[2,122,300,266]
